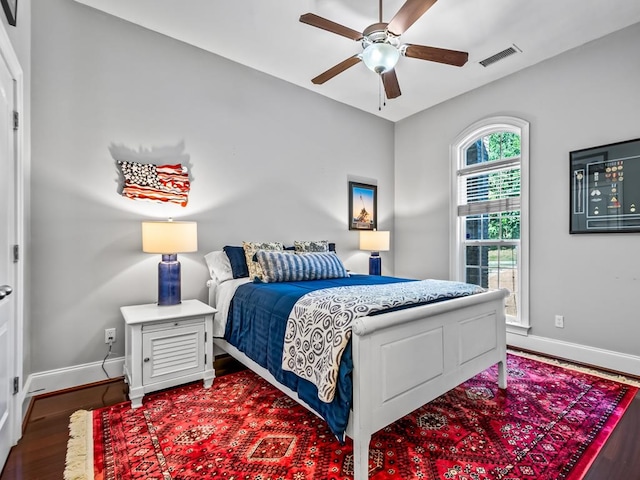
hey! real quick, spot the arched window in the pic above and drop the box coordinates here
[450,117,529,332]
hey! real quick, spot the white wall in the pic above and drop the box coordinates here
[395,23,640,366]
[30,0,395,381]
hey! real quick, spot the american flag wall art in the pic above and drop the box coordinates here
[117,160,191,207]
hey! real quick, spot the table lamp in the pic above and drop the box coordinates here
[142,219,197,306]
[359,230,390,275]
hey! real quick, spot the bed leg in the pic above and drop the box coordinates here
[353,434,371,480]
[498,358,507,389]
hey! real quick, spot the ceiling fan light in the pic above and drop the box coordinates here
[362,43,400,74]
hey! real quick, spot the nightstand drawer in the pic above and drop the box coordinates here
[142,316,204,333]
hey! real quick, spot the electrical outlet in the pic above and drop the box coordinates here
[554,315,564,328]
[105,328,116,344]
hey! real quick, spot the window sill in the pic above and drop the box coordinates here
[506,322,531,336]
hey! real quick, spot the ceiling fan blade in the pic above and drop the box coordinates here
[381,69,401,99]
[300,13,363,41]
[387,0,437,36]
[311,55,362,85]
[403,44,468,66]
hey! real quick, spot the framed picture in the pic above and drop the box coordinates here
[1,0,16,26]
[348,181,377,230]
[570,138,640,233]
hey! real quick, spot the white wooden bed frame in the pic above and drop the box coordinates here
[211,287,508,480]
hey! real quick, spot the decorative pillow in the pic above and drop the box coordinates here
[256,251,349,283]
[242,241,284,281]
[204,251,234,283]
[223,245,249,279]
[294,240,329,253]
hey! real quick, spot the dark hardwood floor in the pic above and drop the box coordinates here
[1,355,638,479]
[2,379,129,480]
[0,356,245,480]
[583,392,640,480]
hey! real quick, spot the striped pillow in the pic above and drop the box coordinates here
[256,251,349,283]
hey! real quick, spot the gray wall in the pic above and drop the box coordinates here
[30,0,395,374]
[395,23,640,358]
[26,0,640,378]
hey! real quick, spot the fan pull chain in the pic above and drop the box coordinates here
[378,75,387,111]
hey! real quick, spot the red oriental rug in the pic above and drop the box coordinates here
[64,354,637,480]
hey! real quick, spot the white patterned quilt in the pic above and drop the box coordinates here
[281,279,484,403]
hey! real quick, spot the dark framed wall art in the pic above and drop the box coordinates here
[348,181,377,230]
[570,138,640,233]
[1,0,16,26]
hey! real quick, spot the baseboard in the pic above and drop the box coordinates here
[20,336,640,401]
[507,333,640,377]
[23,356,125,400]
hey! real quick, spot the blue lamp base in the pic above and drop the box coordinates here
[158,254,181,306]
[369,252,382,276]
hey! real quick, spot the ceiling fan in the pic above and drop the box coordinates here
[300,0,468,100]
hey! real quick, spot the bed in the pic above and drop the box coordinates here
[205,244,508,480]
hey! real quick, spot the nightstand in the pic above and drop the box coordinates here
[121,299,216,408]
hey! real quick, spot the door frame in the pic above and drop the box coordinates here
[0,19,25,451]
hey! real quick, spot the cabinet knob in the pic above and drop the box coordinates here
[143,357,150,362]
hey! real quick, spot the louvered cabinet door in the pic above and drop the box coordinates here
[141,320,205,385]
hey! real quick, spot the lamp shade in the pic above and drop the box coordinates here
[142,221,198,254]
[359,230,390,252]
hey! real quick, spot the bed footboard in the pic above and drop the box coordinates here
[212,288,508,480]
[348,288,508,480]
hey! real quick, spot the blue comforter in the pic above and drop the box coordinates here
[224,274,411,439]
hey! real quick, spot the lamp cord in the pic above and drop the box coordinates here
[102,341,113,379]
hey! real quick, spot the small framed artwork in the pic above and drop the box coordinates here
[570,138,640,233]
[348,181,377,230]
[1,0,16,26]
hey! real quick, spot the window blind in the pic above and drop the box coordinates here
[458,161,521,217]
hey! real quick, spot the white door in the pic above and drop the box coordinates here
[0,49,17,472]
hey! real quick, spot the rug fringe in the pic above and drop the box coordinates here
[64,409,94,480]
[509,349,640,387]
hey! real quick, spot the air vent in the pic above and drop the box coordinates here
[479,45,521,67]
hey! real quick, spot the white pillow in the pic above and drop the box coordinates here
[204,250,233,284]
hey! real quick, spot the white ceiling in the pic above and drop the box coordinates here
[74,0,640,122]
